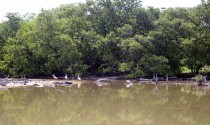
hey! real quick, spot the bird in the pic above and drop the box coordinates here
[1,75,9,81]
[5,75,9,79]
[64,74,68,80]
[125,80,134,88]
[52,74,58,79]
[21,74,26,80]
[21,74,27,85]
[77,76,81,81]
[125,80,132,84]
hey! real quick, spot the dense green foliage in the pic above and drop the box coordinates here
[0,0,210,77]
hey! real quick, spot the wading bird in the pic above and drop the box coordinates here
[65,74,68,80]
[77,76,81,81]
[125,80,134,88]
[52,74,58,79]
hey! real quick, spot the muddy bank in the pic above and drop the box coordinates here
[0,78,82,88]
[1,73,210,88]
[1,77,210,89]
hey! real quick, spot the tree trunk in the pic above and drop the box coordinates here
[195,68,200,74]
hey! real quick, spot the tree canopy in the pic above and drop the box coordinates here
[0,0,209,78]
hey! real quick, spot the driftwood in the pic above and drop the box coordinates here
[0,78,28,87]
[95,78,110,87]
[0,78,12,86]
[54,81,73,87]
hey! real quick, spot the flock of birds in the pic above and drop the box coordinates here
[52,74,81,80]
[52,74,136,88]
[0,73,144,88]
[52,74,82,88]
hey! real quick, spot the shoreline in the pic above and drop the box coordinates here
[1,78,210,89]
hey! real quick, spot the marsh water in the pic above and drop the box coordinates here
[0,80,210,125]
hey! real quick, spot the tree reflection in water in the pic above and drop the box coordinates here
[0,80,210,125]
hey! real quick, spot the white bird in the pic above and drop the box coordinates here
[52,74,58,79]
[75,76,82,88]
[65,74,68,80]
[77,76,81,81]
[5,75,9,79]
[125,80,132,84]
[2,75,9,81]
[125,80,134,88]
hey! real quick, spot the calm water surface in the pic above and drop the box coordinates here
[0,80,210,125]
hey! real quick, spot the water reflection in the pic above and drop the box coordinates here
[0,81,210,125]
